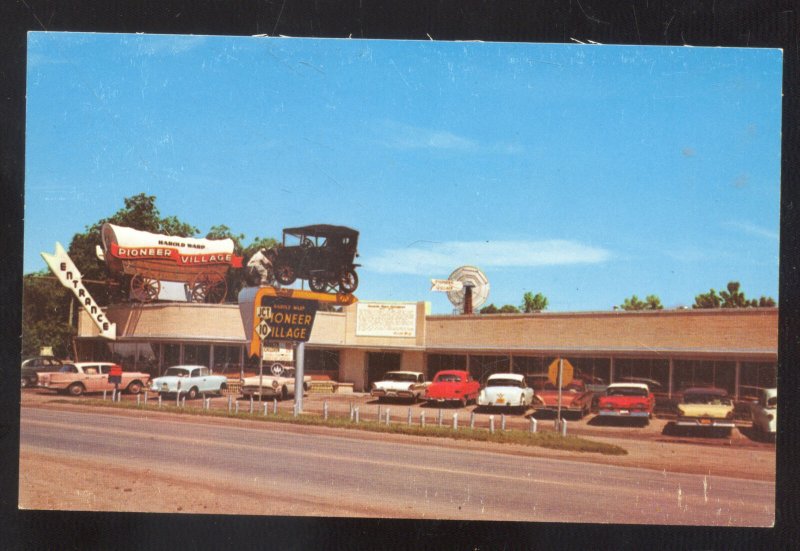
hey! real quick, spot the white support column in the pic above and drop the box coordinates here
[734,361,741,401]
[668,358,674,399]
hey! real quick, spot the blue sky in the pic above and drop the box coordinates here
[24,33,782,313]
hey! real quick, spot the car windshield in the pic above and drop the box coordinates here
[436,374,462,383]
[684,393,731,405]
[164,368,189,377]
[383,373,417,382]
[608,387,648,397]
[487,378,522,388]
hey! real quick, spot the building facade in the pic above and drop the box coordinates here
[76,302,777,403]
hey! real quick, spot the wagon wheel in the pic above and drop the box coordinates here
[191,272,227,303]
[339,268,358,294]
[130,274,161,302]
[275,264,296,285]
[309,274,331,293]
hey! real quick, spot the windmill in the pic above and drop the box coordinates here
[430,266,490,315]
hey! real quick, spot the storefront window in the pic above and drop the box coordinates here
[512,356,546,376]
[613,358,670,396]
[739,362,777,401]
[427,354,467,375]
[468,355,510,383]
[213,345,243,376]
[163,343,180,371]
[305,349,340,379]
[673,360,735,395]
[184,344,210,367]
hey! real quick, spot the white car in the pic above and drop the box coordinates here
[150,365,228,399]
[750,387,777,440]
[370,371,428,402]
[240,366,311,400]
[477,373,534,412]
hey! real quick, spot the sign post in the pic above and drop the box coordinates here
[548,358,574,429]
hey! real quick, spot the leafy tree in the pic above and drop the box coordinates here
[21,272,75,358]
[205,226,278,300]
[619,294,663,311]
[521,291,548,312]
[480,303,520,314]
[693,281,776,309]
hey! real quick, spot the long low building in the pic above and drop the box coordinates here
[75,301,777,402]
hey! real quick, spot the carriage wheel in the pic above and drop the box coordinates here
[191,272,227,303]
[275,264,296,285]
[309,275,329,293]
[130,274,161,302]
[339,269,358,294]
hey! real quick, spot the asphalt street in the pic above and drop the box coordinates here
[20,406,775,525]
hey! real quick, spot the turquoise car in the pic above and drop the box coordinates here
[150,365,228,399]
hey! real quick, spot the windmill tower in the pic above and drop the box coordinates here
[430,266,490,315]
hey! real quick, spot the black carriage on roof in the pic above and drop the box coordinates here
[271,224,360,294]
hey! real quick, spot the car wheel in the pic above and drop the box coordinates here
[21,377,31,389]
[218,382,228,395]
[68,383,85,397]
[187,387,199,400]
[126,381,142,395]
[309,275,328,292]
[339,269,358,293]
[275,264,296,285]
[460,398,467,408]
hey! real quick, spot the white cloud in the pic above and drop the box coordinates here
[725,221,779,241]
[365,240,611,275]
[380,121,521,154]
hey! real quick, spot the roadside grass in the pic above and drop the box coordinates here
[52,398,627,456]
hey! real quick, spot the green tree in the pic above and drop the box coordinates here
[21,272,76,358]
[619,294,663,311]
[693,281,776,309]
[521,291,548,312]
[480,303,520,314]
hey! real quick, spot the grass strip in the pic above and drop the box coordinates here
[51,399,628,456]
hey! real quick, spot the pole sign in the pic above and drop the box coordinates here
[41,242,116,340]
[548,358,574,387]
[250,295,318,356]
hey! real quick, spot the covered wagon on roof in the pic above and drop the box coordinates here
[97,223,242,303]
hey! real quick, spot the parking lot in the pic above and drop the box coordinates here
[20,386,774,450]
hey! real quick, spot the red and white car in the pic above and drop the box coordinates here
[596,382,655,423]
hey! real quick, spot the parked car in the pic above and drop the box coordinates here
[527,374,593,418]
[240,366,311,400]
[675,387,735,434]
[21,356,63,388]
[477,373,534,412]
[150,365,228,399]
[750,387,777,440]
[596,382,655,423]
[42,362,150,396]
[370,371,428,402]
[425,370,480,407]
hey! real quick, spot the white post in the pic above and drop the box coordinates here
[273,398,278,415]
[295,341,305,413]
[489,415,495,434]
[103,390,107,401]
[323,400,329,421]
[144,391,148,406]
[181,396,186,408]
[560,418,568,436]
[235,401,239,414]
[501,414,506,431]
[420,411,426,428]
[385,408,391,425]
[249,396,254,414]
[355,407,360,424]
[227,395,232,413]
[438,409,443,427]
[470,412,475,429]
[453,413,458,431]
[263,402,268,416]
[158,395,162,408]
[530,417,538,433]
[136,394,141,407]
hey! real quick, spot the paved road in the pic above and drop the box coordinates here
[20,406,774,525]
